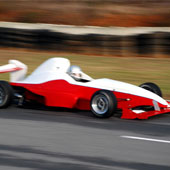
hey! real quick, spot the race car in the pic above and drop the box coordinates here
[0,57,170,119]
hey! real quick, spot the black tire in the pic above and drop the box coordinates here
[90,90,117,118]
[0,81,14,108]
[139,82,162,97]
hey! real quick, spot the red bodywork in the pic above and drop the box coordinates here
[11,80,170,119]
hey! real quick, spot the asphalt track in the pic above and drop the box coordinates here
[0,106,170,170]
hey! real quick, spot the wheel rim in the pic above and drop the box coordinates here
[0,87,5,104]
[91,94,109,115]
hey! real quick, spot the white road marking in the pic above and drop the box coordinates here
[121,136,170,144]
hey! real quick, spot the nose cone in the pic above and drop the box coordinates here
[89,78,169,107]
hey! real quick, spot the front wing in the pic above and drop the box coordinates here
[120,101,170,119]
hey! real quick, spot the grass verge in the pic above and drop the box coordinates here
[0,49,170,99]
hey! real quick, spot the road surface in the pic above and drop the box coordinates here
[0,106,170,170]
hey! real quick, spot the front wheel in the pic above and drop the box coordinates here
[90,90,117,118]
[0,81,14,108]
[139,82,162,97]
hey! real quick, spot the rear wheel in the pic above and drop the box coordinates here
[139,82,162,97]
[90,90,117,118]
[0,81,13,108]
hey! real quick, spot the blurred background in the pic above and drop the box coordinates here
[0,0,170,56]
[0,0,170,98]
[0,0,170,27]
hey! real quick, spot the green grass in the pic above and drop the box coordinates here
[0,49,170,99]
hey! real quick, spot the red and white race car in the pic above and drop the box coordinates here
[0,57,170,119]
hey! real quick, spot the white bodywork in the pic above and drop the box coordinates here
[0,57,169,107]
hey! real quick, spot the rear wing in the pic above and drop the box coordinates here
[0,60,27,82]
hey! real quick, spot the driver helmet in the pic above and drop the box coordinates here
[68,65,82,80]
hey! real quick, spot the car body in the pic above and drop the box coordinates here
[0,57,170,119]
